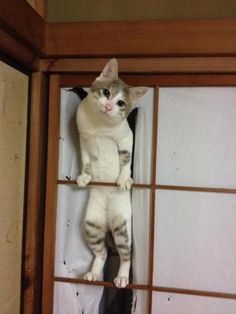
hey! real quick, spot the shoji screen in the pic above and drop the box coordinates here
[153,88,236,313]
[44,75,236,313]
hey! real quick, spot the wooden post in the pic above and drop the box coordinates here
[22,72,48,314]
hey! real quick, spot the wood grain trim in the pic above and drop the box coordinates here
[0,29,39,71]
[33,0,47,18]
[156,185,236,195]
[42,75,60,314]
[57,180,236,194]
[57,180,152,189]
[2,9,236,69]
[0,0,46,56]
[147,87,159,313]
[153,286,236,301]
[59,73,236,88]
[54,277,236,300]
[54,276,148,291]
[40,57,236,74]
[46,20,236,57]
[23,72,48,314]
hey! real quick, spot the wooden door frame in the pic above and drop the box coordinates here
[1,1,236,313]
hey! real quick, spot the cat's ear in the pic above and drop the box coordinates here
[129,86,148,103]
[96,58,118,81]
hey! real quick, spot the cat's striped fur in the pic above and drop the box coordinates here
[76,59,148,288]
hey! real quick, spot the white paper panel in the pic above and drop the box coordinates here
[55,185,93,278]
[132,189,150,285]
[152,292,236,314]
[153,190,236,293]
[132,290,148,314]
[133,88,154,184]
[157,88,236,188]
[54,282,103,314]
[58,88,82,181]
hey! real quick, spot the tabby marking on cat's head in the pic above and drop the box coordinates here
[88,59,148,124]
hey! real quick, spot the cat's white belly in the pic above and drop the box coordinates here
[89,136,120,182]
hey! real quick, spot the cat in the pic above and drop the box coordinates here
[76,58,148,288]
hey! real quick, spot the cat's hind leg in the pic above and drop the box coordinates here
[84,190,108,282]
[108,190,132,288]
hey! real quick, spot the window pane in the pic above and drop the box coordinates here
[153,190,236,293]
[132,88,154,184]
[58,88,82,181]
[132,290,148,314]
[54,282,103,314]
[157,88,236,188]
[152,292,236,314]
[55,185,92,278]
[132,189,150,284]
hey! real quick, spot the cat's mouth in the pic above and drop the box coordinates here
[99,109,119,122]
[99,109,108,115]
[99,109,112,116]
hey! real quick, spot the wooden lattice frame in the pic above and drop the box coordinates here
[43,74,236,314]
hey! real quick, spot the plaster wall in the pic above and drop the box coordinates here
[0,61,28,314]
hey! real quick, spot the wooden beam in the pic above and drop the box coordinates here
[0,29,39,71]
[58,73,236,88]
[1,3,236,69]
[40,57,236,74]
[0,0,46,56]
[46,20,236,57]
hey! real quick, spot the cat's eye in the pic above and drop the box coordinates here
[103,89,110,98]
[117,100,126,107]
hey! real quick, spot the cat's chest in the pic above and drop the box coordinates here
[83,134,118,162]
[83,135,120,181]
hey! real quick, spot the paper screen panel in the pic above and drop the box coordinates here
[54,282,103,314]
[132,87,154,184]
[153,190,236,293]
[157,87,236,188]
[132,189,150,285]
[132,290,149,314]
[58,88,83,181]
[152,292,236,314]
[55,184,92,278]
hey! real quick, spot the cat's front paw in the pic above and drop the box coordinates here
[76,174,92,187]
[84,271,98,282]
[117,174,133,191]
[114,276,129,288]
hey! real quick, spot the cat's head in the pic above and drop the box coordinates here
[87,59,148,124]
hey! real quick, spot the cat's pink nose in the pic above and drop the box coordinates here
[105,104,112,112]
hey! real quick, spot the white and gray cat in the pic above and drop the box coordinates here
[76,59,148,288]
